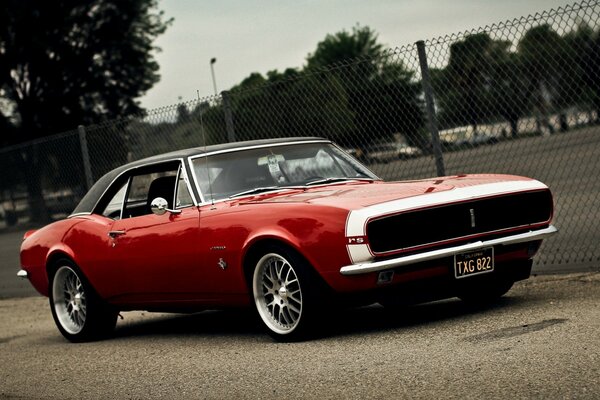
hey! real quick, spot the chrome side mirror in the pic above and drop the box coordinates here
[150,197,181,216]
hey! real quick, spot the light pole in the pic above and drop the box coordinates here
[210,57,218,96]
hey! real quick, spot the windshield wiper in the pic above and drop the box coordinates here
[304,177,375,186]
[229,186,282,199]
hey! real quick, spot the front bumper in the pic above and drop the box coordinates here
[340,225,557,276]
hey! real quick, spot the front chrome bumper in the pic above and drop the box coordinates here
[17,269,28,279]
[340,225,557,276]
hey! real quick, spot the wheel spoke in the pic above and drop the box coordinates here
[275,262,284,280]
[287,302,301,315]
[280,307,292,325]
[288,290,302,304]
[266,299,276,308]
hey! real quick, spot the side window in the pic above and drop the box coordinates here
[101,182,128,220]
[175,167,194,208]
[123,169,178,218]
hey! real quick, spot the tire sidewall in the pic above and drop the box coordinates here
[251,244,321,342]
[49,259,116,342]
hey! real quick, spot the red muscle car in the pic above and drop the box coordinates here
[18,137,557,342]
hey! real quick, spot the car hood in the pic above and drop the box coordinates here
[240,174,543,211]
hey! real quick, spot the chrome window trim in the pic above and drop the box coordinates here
[118,176,132,220]
[68,212,92,218]
[329,142,380,179]
[187,156,206,204]
[340,225,558,275]
[174,164,198,209]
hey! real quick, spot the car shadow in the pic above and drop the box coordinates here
[113,309,263,340]
[320,296,525,339]
[109,295,527,342]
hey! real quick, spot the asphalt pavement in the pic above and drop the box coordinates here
[0,272,599,399]
[0,229,36,299]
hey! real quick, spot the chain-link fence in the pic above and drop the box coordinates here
[1,0,599,268]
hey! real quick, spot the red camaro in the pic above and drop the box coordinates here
[19,137,557,342]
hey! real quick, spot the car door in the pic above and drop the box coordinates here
[106,162,204,303]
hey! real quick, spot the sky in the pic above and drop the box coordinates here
[141,0,573,110]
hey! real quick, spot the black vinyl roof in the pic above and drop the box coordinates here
[72,137,327,215]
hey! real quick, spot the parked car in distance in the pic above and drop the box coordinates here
[19,137,557,342]
[397,143,422,159]
[456,133,500,148]
[363,142,398,164]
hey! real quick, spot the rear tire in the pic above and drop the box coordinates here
[49,259,117,342]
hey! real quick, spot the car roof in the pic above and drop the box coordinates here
[71,137,328,215]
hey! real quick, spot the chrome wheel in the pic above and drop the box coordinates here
[253,253,303,335]
[52,266,87,335]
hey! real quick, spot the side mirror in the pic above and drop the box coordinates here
[150,197,181,216]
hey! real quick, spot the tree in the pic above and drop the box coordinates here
[488,45,534,138]
[0,0,171,222]
[435,33,498,135]
[227,68,355,145]
[518,25,565,133]
[563,23,600,123]
[307,25,383,72]
[306,25,424,149]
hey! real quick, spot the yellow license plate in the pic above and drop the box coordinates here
[454,247,494,279]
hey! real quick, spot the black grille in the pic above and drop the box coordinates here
[367,190,553,253]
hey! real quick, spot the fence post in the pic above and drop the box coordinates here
[416,40,445,177]
[221,90,236,143]
[78,125,94,190]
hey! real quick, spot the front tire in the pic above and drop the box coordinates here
[252,246,321,341]
[49,260,117,342]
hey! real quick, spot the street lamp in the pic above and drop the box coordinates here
[210,57,218,96]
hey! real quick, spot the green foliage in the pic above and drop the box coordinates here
[220,25,424,150]
[435,33,500,131]
[563,23,600,119]
[433,24,600,137]
[228,69,355,145]
[0,0,171,221]
[0,0,171,143]
[307,25,383,70]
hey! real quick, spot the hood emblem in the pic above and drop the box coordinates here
[469,208,476,228]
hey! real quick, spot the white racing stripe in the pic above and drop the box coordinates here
[344,179,548,263]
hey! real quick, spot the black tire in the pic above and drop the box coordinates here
[251,244,324,342]
[458,278,514,305]
[49,259,117,342]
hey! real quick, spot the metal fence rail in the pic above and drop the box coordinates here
[1,0,599,268]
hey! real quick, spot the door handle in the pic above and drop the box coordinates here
[108,230,126,238]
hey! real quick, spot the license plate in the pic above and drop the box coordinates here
[454,247,494,279]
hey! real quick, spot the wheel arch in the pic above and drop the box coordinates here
[33,246,77,298]
[45,246,78,277]
[241,236,331,294]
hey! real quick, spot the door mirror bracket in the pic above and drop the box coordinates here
[150,197,182,216]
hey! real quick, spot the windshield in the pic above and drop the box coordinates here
[191,142,379,202]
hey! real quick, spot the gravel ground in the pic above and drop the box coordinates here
[1,272,598,399]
